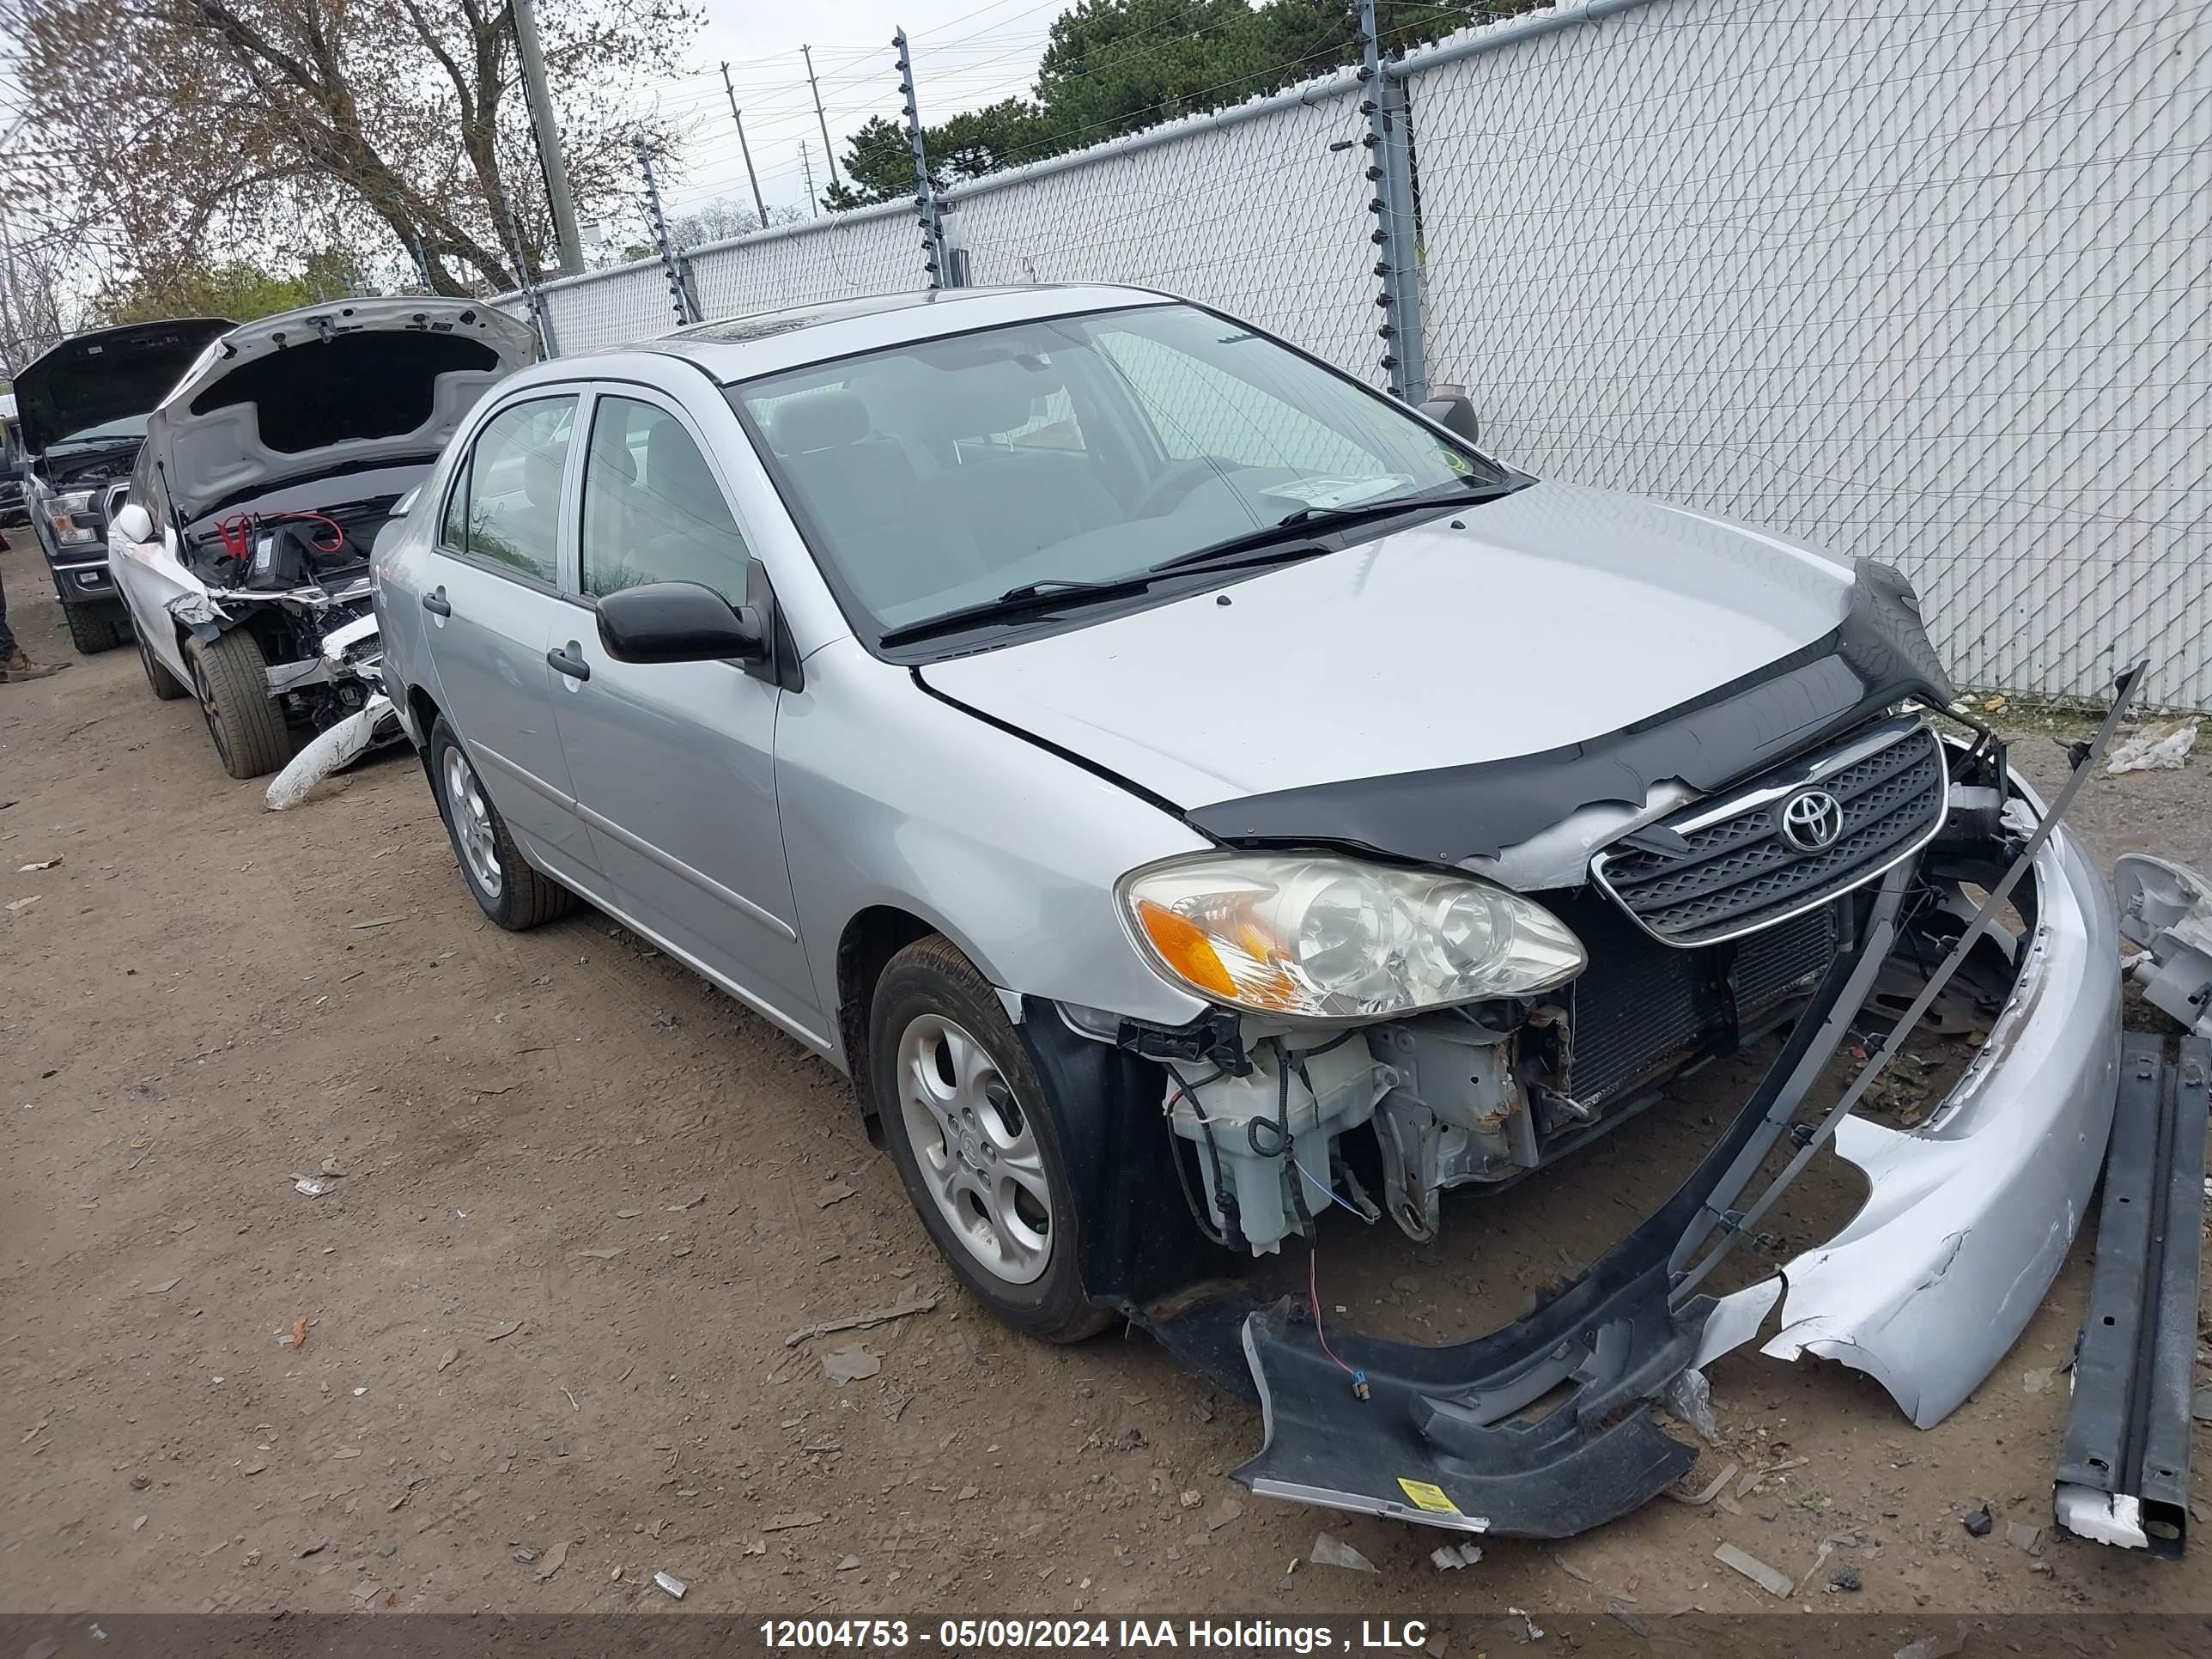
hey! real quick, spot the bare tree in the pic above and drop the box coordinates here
[1,0,700,295]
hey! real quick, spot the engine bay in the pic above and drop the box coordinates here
[180,495,395,595]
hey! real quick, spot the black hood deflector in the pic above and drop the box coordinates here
[1184,561,1954,865]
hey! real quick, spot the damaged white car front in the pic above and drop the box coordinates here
[107,298,534,782]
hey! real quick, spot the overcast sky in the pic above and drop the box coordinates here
[630,0,1071,230]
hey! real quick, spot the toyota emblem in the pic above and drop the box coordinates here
[1780,788,1845,852]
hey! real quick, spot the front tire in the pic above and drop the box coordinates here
[138,629,188,700]
[62,602,126,654]
[869,935,1109,1343]
[428,715,575,930]
[185,631,294,779]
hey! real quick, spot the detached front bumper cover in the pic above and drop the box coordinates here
[1222,675,2143,1538]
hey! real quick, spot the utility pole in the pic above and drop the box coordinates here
[799,142,818,218]
[719,63,770,232]
[511,0,586,274]
[800,46,842,187]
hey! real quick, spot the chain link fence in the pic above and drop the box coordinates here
[500,0,2209,706]
[1409,0,2210,709]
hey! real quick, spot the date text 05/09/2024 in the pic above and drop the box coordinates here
[758,1620,1433,1652]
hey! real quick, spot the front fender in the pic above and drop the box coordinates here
[777,639,1212,1036]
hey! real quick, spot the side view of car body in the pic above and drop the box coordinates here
[109,298,535,777]
[375,283,2136,1539]
[13,318,234,653]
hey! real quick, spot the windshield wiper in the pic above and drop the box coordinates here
[1151,477,1524,576]
[877,574,1160,647]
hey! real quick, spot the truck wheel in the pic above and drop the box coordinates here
[428,716,576,929]
[185,631,294,780]
[137,629,189,700]
[62,602,126,654]
[869,934,1111,1344]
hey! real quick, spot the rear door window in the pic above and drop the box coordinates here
[444,396,576,584]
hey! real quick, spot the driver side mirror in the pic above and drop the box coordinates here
[596,580,768,665]
[1419,385,1480,448]
[111,501,154,544]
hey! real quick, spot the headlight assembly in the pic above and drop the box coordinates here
[42,489,99,545]
[1119,853,1585,1021]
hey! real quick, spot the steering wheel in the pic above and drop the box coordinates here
[1131,455,1229,520]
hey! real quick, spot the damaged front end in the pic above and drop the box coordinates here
[169,508,401,755]
[1040,678,2142,1540]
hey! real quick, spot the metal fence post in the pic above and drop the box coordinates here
[1360,0,1425,402]
[491,180,561,359]
[635,134,700,326]
[894,27,951,288]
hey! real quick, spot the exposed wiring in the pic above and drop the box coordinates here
[1307,1243,1369,1400]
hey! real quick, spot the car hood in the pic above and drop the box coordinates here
[147,297,537,524]
[919,481,1861,811]
[15,318,234,456]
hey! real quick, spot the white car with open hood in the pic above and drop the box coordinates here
[107,297,536,779]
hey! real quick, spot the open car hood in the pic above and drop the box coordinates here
[147,297,536,524]
[15,318,234,457]
[919,482,1866,823]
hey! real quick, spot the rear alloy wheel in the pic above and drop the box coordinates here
[427,715,575,930]
[137,629,188,700]
[61,602,126,654]
[185,630,294,779]
[870,934,1109,1342]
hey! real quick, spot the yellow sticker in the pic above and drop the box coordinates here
[1396,1478,1462,1515]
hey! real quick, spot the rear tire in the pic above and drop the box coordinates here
[185,630,294,779]
[428,715,575,930]
[869,934,1110,1343]
[138,629,188,700]
[62,602,126,654]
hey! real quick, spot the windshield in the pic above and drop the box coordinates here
[51,413,150,450]
[731,303,1504,637]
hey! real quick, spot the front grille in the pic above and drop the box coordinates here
[1559,895,1838,1112]
[1591,718,1946,946]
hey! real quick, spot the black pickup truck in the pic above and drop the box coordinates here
[14,318,231,652]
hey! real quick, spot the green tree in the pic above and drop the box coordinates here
[829,0,1525,210]
[94,253,356,325]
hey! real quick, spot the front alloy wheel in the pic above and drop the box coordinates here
[869,934,1109,1342]
[896,1012,1054,1285]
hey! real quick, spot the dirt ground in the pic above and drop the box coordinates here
[3,525,2209,1622]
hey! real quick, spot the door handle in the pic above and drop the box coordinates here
[546,642,591,683]
[421,586,452,617]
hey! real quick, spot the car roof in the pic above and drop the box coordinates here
[612,283,1176,384]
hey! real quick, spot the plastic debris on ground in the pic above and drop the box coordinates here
[293,1177,335,1198]
[1430,1542,1482,1571]
[653,1571,687,1598]
[2106,720,2197,775]
[1661,1365,1721,1443]
[1310,1532,1376,1572]
[1962,1506,1993,1537]
[820,1343,881,1384]
[264,695,403,810]
[782,1289,940,1347]
[1713,1542,1795,1598]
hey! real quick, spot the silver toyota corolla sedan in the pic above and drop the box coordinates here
[374,283,2131,1539]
